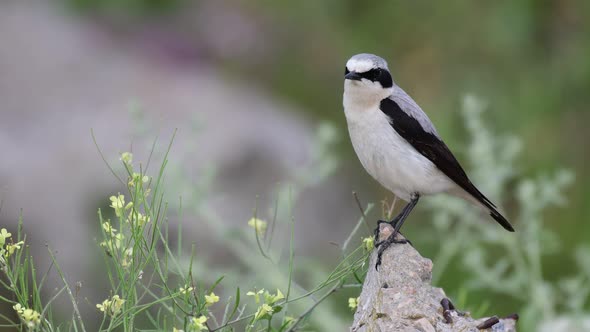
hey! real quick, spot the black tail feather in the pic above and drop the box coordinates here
[459,179,514,232]
[489,208,515,232]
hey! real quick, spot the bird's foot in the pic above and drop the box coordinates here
[374,219,412,248]
[374,230,410,270]
[373,219,391,243]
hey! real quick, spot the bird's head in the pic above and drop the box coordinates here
[344,53,394,104]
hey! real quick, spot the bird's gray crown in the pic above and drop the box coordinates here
[346,53,389,73]
[344,53,393,88]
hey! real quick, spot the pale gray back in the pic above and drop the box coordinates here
[389,83,440,137]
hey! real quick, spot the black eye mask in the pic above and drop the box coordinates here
[360,68,393,88]
[344,67,393,88]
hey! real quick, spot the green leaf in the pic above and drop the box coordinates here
[226,287,241,322]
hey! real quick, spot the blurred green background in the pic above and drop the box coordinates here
[66,0,589,220]
[66,0,590,324]
[70,0,590,205]
[64,0,590,268]
[2,0,589,330]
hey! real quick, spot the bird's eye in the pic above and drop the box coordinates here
[344,67,350,76]
[372,68,382,80]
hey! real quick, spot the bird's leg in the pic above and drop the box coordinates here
[374,215,412,247]
[374,194,419,244]
[375,194,420,269]
[374,205,405,245]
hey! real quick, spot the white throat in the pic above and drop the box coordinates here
[343,80,392,110]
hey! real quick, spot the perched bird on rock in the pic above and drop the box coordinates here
[342,53,514,268]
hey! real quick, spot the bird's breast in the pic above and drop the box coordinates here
[344,105,453,200]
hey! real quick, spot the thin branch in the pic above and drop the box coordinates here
[353,192,372,232]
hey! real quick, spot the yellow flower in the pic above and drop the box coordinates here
[110,194,125,209]
[96,294,125,317]
[179,285,194,295]
[128,211,150,226]
[189,315,207,331]
[121,248,134,268]
[138,213,150,225]
[129,172,150,187]
[13,304,41,328]
[247,218,267,236]
[13,303,24,314]
[348,297,359,311]
[109,194,126,217]
[0,228,12,247]
[248,288,283,306]
[22,309,41,328]
[120,152,133,165]
[102,222,116,235]
[5,241,24,256]
[113,233,124,250]
[254,303,273,321]
[246,289,264,304]
[101,232,125,255]
[205,292,220,307]
[362,236,374,251]
[21,309,41,328]
[264,289,284,305]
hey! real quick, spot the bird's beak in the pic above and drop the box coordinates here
[345,71,363,81]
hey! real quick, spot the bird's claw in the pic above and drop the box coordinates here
[373,219,403,243]
[373,219,413,249]
[372,196,419,269]
[374,231,410,270]
[373,219,391,244]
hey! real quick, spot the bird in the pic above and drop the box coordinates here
[342,53,514,268]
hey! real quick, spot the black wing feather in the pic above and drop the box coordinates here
[379,98,514,232]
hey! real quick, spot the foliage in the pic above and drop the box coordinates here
[424,95,583,331]
[0,124,371,331]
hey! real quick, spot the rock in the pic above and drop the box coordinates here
[350,223,517,332]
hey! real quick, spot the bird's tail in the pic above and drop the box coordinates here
[448,187,515,232]
[488,207,514,232]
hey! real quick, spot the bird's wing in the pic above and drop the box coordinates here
[389,86,440,136]
[379,95,514,232]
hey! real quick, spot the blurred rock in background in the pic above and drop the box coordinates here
[0,0,359,323]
